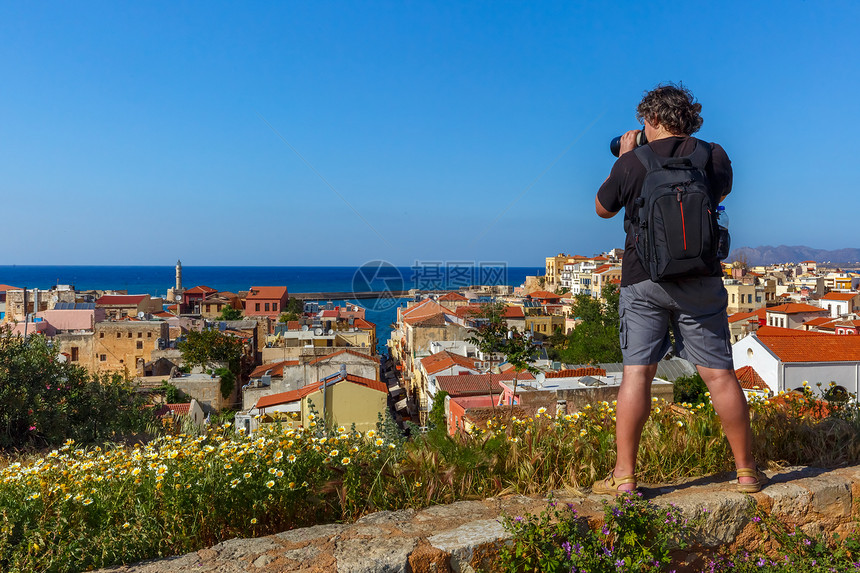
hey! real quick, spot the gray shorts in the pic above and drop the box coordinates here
[619,277,733,369]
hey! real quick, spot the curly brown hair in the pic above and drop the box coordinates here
[636,83,703,136]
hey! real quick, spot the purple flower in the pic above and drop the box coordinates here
[562,541,572,558]
[804,538,812,546]
[514,516,523,523]
[757,557,766,566]
[752,516,762,523]
[601,525,610,536]
[615,559,624,568]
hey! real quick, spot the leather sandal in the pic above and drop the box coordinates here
[736,467,768,493]
[592,471,637,496]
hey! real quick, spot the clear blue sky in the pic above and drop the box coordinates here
[3,1,858,266]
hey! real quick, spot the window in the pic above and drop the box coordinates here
[100,354,107,362]
[206,304,211,313]
[71,347,79,362]
[255,303,260,311]
[272,302,278,312]
[128,332,132,338]
[148,332,152,338]
[117,333,121,338]
[136,341,143,350]
[99,332,104,338]
[138,332,142,338]
[731,294,736,303]
[265,303,270,312]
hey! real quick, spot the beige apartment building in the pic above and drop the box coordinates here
[57,320,169,375]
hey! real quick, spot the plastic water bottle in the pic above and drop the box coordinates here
[716,206,731,260]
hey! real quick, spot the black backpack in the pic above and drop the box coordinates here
[628,141,720,282]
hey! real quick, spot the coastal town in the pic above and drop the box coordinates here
[3,251,859,437]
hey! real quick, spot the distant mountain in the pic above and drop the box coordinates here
[729,245,860,267]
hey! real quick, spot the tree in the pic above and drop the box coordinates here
[278,312,300,323]
[178,328,243,374]
[218,306,243,321]
[554,283,622,364]
[467,303,540,414]
[0,329,154,449]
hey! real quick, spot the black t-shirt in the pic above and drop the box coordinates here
[597,136,733,286]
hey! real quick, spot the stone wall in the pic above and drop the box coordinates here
[98,464,860,573]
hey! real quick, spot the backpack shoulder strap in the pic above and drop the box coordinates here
[688,140,711,169]
[633,144,663,171]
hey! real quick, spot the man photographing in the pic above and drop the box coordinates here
[593,83,764,494]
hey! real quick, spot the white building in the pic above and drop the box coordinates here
[732,327,860,396]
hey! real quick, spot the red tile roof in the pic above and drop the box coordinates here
[352,317,376,330]
[0,284,22,292]
[804,316,838,328]
[96,294,147,306]
[420,351,480,375]
[402,299,455,325]
[728,311,759,324]
[821,292,859,301]
[450,395,497,409]
[405,313,450,327]
[545,367,607,378]
[256,374,386,409]
[766,303,826,314]
[321,310,338,318]
[528,290,563,300]
[735,366,770,392]
[755,327,860,362]
[286,320,300,331]
[185,285,217,295]
[247,286,288,300]
[250,360,301,378]
[435,371,535,397]
[438,291,467,301]
[503,306,525,319]
[306,349,378,365]
[154,403,192,416]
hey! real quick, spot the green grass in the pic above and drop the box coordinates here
[2,388,860,572]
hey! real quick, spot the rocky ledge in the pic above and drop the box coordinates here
[99,465,860,573]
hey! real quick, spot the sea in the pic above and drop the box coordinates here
[0,265,542,354]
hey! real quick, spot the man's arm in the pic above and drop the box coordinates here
[595,195,618,219]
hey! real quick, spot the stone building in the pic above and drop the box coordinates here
[57,320,169,375]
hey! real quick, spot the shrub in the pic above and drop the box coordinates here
[0,331,154,450]
[496,494,698,572]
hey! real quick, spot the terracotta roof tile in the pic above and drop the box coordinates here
[247,286,288,300]
[420,351,480,375]
[735,366,770,392]
[306,349,377,365]
[185,285,218,295]
[438,291,467,301]
[352,317,376,329]
[545,367,607,378]
[755,328,860,362]
[821,292,859,301]
[0,284,22,292]
[528,290,563,300]
[728,311,759,324]
[250,360,301,379]
[255,373,386,409]
[766,303,827,314]
[435,371,535,397]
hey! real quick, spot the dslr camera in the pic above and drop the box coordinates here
[610,129,647,157]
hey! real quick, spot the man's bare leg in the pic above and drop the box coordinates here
[612,363,659,491]
[697,365,757,484]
